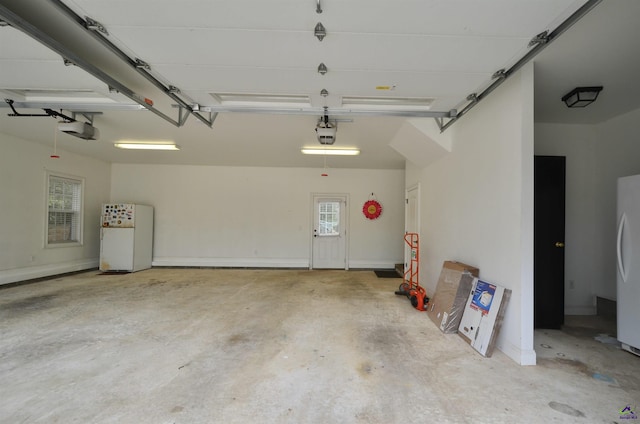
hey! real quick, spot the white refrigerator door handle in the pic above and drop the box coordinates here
[617,213,628,283]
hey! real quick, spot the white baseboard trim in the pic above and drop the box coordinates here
[152,257,401,270]
[564,306,597,315]
[517,348,538,366]
[152,257,310,268]
[0,259,98,285]
[496,340,537,366]
[348,259,400,269]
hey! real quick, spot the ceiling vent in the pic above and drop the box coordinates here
[58,121,100,140]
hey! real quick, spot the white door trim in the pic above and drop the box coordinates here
[310,193,349,270]
[404,184,420,273]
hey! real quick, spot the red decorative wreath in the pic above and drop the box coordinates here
[363,200,383,220]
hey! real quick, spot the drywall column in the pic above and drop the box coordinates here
[518,63,535,365]
[405,63,536,365]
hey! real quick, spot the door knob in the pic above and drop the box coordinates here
[555,242,565,248]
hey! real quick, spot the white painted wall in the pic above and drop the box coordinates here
[536,107,640,307]
[594,109,640,300]
[0,132,111,284]
[110,164,405,269]
[406,65,535,365]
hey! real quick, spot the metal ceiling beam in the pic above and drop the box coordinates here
[1,99,452,119]
[0,0,216,128]
[436,0,603,132]
[190,105,452,118]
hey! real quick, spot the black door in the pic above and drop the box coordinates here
[534,156,566,329]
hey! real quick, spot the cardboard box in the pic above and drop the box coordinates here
[427,261,479,333]
[458,277,511,357]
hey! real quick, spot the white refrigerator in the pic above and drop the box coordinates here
[617,175,640,356]
[100,203,153,272]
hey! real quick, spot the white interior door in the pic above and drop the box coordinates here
[404,185,420,273]
[312,195,347,269]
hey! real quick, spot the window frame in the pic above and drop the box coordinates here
[45,171,85,248]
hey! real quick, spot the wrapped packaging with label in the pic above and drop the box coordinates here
[458,277,511,357]
[426,261,480,333]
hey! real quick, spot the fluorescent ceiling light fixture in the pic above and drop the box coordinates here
[114,142,180,150]
[301,148,360,156]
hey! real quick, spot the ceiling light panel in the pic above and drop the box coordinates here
[164,67,485,112]
[210,93,311,107]
[1,88,117,103]
[341,96,435,110]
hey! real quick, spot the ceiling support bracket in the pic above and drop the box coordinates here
[492,69,507,80]
[178,106,190,126]
[177,105,217,128]
[528,31,549,48]
[72,112,102,125]
[134,58,151,70]
[85,16,108,35]
[208,111,218,126]
[434,117,444,131]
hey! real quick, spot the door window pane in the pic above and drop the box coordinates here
[319,201,340,236]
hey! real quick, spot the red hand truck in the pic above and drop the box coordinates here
[394,232,429,311]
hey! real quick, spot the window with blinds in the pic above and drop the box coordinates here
[47,174,83,245]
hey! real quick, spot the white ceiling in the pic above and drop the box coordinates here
[1,0,638,169]
[534,0,640,124]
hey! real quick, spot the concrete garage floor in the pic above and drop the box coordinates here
[1,269,639,423]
